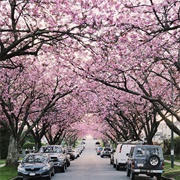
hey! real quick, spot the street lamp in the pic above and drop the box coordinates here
[170,71,174,169]
[171,114,174,169]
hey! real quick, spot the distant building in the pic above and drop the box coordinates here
[153,120,180,144]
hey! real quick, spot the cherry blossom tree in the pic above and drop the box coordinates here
[0,0,117,67]
[105,101,161,145]
[73,0,180,136]
[0,0,125,152]
[1,0,180,167]
[27,113,52,151]
[0,56,76,166]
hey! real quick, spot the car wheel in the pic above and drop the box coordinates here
[101,155,103,158]
[126,167,130,177]
[116,163,119,170]
[52,167,55,176]
[113,163,116,168]
[115,160,119,170]
[156,174,162,180]
[61,165,66,173]
[46,171,52,180]
[67,161,70,167]
[148,155,160,167]
[130,170,135,180]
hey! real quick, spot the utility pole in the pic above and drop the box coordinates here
[171,113,174,169]
[169,43,180,168]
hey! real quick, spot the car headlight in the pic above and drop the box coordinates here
[57,156,64,161]
[42,165,50,171]
[18,165,25,172]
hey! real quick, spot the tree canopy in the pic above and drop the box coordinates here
[0,0,180,166]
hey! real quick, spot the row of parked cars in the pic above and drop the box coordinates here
[18,143,85,179]
[96,141,164,180]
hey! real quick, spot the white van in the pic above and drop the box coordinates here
[113,143,138,170]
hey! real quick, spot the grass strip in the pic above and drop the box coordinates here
[163,162,180,180]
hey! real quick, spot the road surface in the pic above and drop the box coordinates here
[52,137,156,180]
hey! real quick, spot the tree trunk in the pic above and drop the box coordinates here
[5,134,19,167]
[34,139,42,152]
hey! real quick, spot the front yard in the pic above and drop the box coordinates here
[163,162,180,180]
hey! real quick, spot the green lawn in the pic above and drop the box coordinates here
[164,155,180,163]
[0,166,17,180]
[163,162,180,180]
[0,159,6,164]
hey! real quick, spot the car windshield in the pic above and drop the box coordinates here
[40,146,62,153]
[23,154,47,163]
[146,147,163,158]
[104,148,111,151]
[135,147,163,158]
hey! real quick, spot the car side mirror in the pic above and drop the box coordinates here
[18,160,22,164]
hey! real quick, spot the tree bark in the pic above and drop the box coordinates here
[5,134,19,167]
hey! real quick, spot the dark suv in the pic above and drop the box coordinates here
[39,145,67,173]
[126,145,164,180]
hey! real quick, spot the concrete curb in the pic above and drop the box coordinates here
[162,176,175,180]
[0,164,5,167]
[11,177,20,180]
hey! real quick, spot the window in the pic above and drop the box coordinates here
[146,147,163,158]
[135,147,146,157]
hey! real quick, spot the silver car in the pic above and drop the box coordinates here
[39,145,67,173]
[100,147,112,158]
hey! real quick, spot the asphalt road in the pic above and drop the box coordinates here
[52,137,157,180]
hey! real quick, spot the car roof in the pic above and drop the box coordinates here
[134,145,162,148]
[41,145,62,147]
[24,153,49,157]
[26,152,44,155]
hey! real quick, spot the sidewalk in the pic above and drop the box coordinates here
[0,164,5,167]
[164,160,180,166]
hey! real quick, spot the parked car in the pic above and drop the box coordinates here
[39,145,67,173]
[100,147,112,158]
[113,143,138,170]
[18,153,54,179]
[72,149,79,159]
[63,148,71,167]
[95,141,101,150]
[110,149,116,165]
[66,148,76,160]
[126,145,164,180]
[76,145,85,154]
[96,147,103,155]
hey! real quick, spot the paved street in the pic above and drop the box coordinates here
[52,137,156,180]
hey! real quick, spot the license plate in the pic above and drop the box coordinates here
[137,163,144,167]
[29,173,35,176]
[150,170,162,173]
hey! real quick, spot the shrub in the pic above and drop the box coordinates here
[163,136,180,157]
